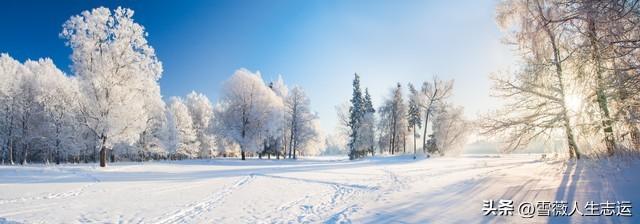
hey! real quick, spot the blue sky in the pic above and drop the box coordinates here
[0,0,516,133]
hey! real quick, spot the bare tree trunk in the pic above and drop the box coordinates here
[288,130,294,159]
[20,116,28,165]
[281,133,287,160]
[45,146,50,165]
[630,125,640,150]
[241,150,246,160]
[564,115,580,159]
[388,127,392,155]
[403,133,406,153]
[7,139,13,165]
[587,16,615,156]
[21,143,28,165]
[99,146,107,167]
[413,124,417,159]
[389,132,396,155]
[371,141,375,157]
[99,135,108,167]
[90,143,95,163]
[293,139,297,160]
[391,117,396,155]
[292,133,298,160]
[423,111,430,154]
[55,135,61,165]
[549,28,581,159]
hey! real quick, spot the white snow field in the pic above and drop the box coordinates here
[0,155,639,224]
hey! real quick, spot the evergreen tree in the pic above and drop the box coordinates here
[364,88,375,114]
[360,88,376,156]
[348,73,364,160]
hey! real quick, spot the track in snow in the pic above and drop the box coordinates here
[153,174,256,224]
[0,170,100,205]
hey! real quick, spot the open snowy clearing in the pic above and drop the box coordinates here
[0,155,638,224]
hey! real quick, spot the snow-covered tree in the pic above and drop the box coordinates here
[61,7,163,167]
[213,132,241,158]
[347,74,365,160]
[286,86,319,159]
[13,59,46,165]
[271,75,289,99]
[167,97,199,159]
[323,131,348,155]
[213,69,283,160]
[0,54,27,164]
[0,55,52,164]
[298,119,325,157]
[599,1,640,151]
[358,88,376,156]
[431,103,471,156]
[31,58,81,164]
[378,83,408,155]
[185,91,214,158]
[487,0,581,159]
[419,76,453,153]
[136,83,167,161]
[489,0,640,158]
[269,75,289,159]
[407,83,422,159]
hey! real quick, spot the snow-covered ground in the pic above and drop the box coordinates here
[0,154,638,224]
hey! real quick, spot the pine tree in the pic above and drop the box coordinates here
[348,73,364,160]
[361,88,376,156]
[364,88,375,114]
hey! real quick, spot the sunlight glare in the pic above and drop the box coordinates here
[565,94,582,112]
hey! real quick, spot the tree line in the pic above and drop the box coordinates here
[340,74,471,160]
[0,7,322,166]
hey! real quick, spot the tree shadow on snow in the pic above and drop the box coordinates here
[547,160,638,224]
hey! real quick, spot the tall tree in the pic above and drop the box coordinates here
[0,54,27,165]
[379,83,408,155]
[286,86,319,159]
[31,58,80,164]
[603,0,640,150]
[564,0,640,155]
[419,76,453,154]
[167,97,199,159]
[487,0,581,159]
[359,88,377,156]
[560,0,621,155]
[137,72,166,161]
[407,83,422,159]
[213,69,283,160]
[61,7,163,167]
[185,91,214,158]
[270,75,289,159]
[15,59,48,164]
[347,74,365,160]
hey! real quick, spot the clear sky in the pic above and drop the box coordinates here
[0,0,517,133]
